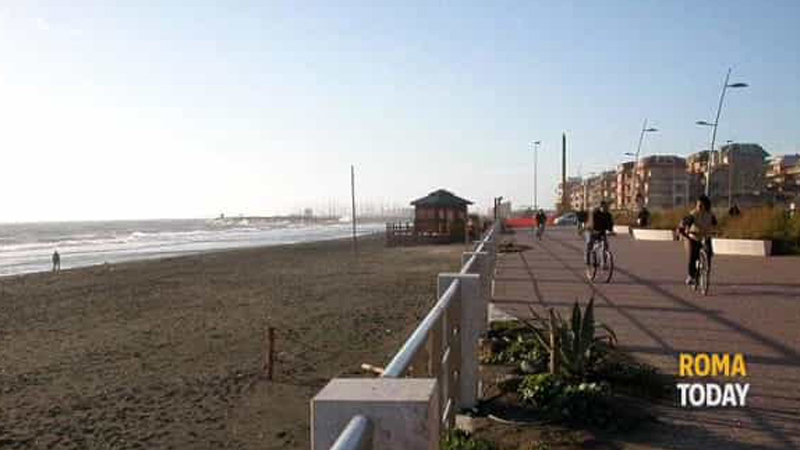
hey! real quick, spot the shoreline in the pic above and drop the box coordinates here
[0,230,384,280]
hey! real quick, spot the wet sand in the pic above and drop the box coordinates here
[0,236,463,449]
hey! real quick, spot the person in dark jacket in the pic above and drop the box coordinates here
[534,209,547,239]
[585,200,614,265]
[576,209,588,232]
[52,250,61,273]
[637,206,651,228]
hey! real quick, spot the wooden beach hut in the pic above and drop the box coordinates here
[386,189,473,246]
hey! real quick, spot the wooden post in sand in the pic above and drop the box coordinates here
[266,327,276,380]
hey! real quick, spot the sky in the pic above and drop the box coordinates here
[1,1,799,221]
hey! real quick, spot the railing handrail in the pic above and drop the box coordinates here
[329,415,372,450]
[461,227,494,275]
[383,224,495,377]
[382,279,460,377]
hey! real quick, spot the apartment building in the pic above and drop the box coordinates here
[636,155,690,209]
[557,177,583,212]
[584,171,617,209]
[615,161,635,210]
[556,143,773,212]
[766,154,800,200]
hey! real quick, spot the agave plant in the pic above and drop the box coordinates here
[521,297,617,379]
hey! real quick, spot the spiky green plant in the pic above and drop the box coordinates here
[521,297,617,379]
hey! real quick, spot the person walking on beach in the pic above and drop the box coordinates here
[52,250,61,273]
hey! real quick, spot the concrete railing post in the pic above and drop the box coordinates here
[312,378,440,450]
[461,251,489,333]
[438,273,481,409]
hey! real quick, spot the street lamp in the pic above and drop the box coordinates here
[696,68,749,199]
[631,119,659,210]
[529,140,542,211]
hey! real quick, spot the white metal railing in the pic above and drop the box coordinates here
[312,223,497,450]
[329,415,372,450]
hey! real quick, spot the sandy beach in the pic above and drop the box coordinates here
[0,236,463,449]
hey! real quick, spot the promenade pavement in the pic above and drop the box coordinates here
[490,226,800,450]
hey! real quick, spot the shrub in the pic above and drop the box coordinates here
[482,322,547,369]
[647,207,690,230]
[721,206,795,241]
[519,373,564,406]
[591,357,672,399]
[518,373,612,426]
[610,209,634,226]
[441,429,497,450]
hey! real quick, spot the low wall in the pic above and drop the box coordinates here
[632,228,676,241]
[613,225,631,236]
[712,238,773,257]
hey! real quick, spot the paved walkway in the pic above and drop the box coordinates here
[491,227,800,450]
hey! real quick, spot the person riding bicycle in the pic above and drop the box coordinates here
[677,195,718,286]
[577,209,588,232]
[535,209,547,238]
[585,200,614,266]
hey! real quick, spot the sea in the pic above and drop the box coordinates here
[0,218,385,277]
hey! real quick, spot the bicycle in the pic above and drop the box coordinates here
[586,232,614,283]
[691,235,715,296]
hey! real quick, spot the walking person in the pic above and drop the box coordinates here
[637,206,651,228]
[534,209,547,240]
[52,250,61,273]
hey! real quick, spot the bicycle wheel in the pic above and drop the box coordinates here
[586,249,598,282]
[602,250,614,283]
[698,250,710,296]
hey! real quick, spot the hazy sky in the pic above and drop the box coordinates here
[1,1,798,221]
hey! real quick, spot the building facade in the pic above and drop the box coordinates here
[766,154,800,201]
[715,143,769,206]
[557,177,582,212]
[615,161,635,210]
[553,143,776,212]
[636,155,690,209]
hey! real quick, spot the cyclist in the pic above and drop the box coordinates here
[677,195,718,286]
[577,209,588,233]
[535,209,547,240]
[585,200,614,266]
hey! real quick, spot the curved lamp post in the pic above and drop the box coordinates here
[631,120,658,209]
[696,68,749,198]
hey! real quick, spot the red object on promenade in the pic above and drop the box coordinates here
[505,218,535,228]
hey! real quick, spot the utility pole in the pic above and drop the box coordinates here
[561,133,568,212]
[351,165,357,254]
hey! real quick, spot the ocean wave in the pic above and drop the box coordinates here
[0,221,385,276]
